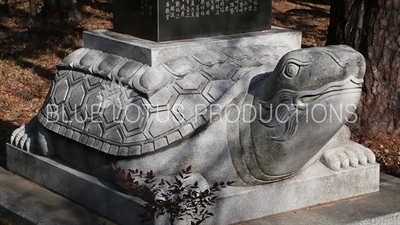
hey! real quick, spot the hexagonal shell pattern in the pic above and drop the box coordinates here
[38,45,282,156]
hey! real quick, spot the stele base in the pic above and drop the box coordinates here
[6,144,379,225]
[6,28,380,225]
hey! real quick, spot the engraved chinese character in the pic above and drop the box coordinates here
[253,0,258,11]
[215,0,220,15]
[141,0,145,15]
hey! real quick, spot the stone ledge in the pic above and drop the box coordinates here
[83,27,302,66]
[238,173,400,225]
[211,160,380,224]
[6,144,379,225]
[0,163,115,225]
[6,144,145,225]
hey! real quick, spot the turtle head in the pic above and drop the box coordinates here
[259,45,365,101]
[247,45,366,178]
[255,45,365,141]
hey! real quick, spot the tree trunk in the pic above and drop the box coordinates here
[42,0,82,21]
[29,0,36,16]
[327,0,400,137]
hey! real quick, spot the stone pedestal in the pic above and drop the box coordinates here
[5,29,381,225]
[83,27,301,66]
[6,144,379,225]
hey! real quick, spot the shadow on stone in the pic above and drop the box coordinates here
[0,120,17,169]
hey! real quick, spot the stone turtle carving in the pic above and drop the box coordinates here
[11,45,375,185]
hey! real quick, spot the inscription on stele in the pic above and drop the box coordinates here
[113,0,271,42]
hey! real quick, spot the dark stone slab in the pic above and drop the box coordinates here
[113,0,271,42]
[0,155,6,169]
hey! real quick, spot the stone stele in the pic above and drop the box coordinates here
[112,0,272,41]
[7,29,379,224]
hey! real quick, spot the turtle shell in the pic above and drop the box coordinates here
[38,45,290,156]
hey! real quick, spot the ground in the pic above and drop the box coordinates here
[0,0,399,179]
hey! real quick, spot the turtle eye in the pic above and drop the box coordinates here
[284,63,300,79]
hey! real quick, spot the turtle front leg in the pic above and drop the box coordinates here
[321,142,376,171]
[11,117,38,152]
[320,126,376,171]
[11,116,55,156]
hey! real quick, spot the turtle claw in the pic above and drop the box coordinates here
[25,138,31,151]
[19,133,28,149]
[321,148,346,171]
[321,141,376,171]
[11,125,34,152]
[11,125,24,146]
[10,118,38,153]
[352,145,376,165]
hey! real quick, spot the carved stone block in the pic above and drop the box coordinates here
[113,0,272,42]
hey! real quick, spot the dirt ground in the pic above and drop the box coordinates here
[0,0,399,177]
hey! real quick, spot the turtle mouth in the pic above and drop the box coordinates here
[294,75,363,110]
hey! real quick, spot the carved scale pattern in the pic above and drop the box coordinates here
[38,45,290,156]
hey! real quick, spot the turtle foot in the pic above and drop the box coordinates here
[321,142,376,171]
[11,117,38,152]
[10,116,55,156]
